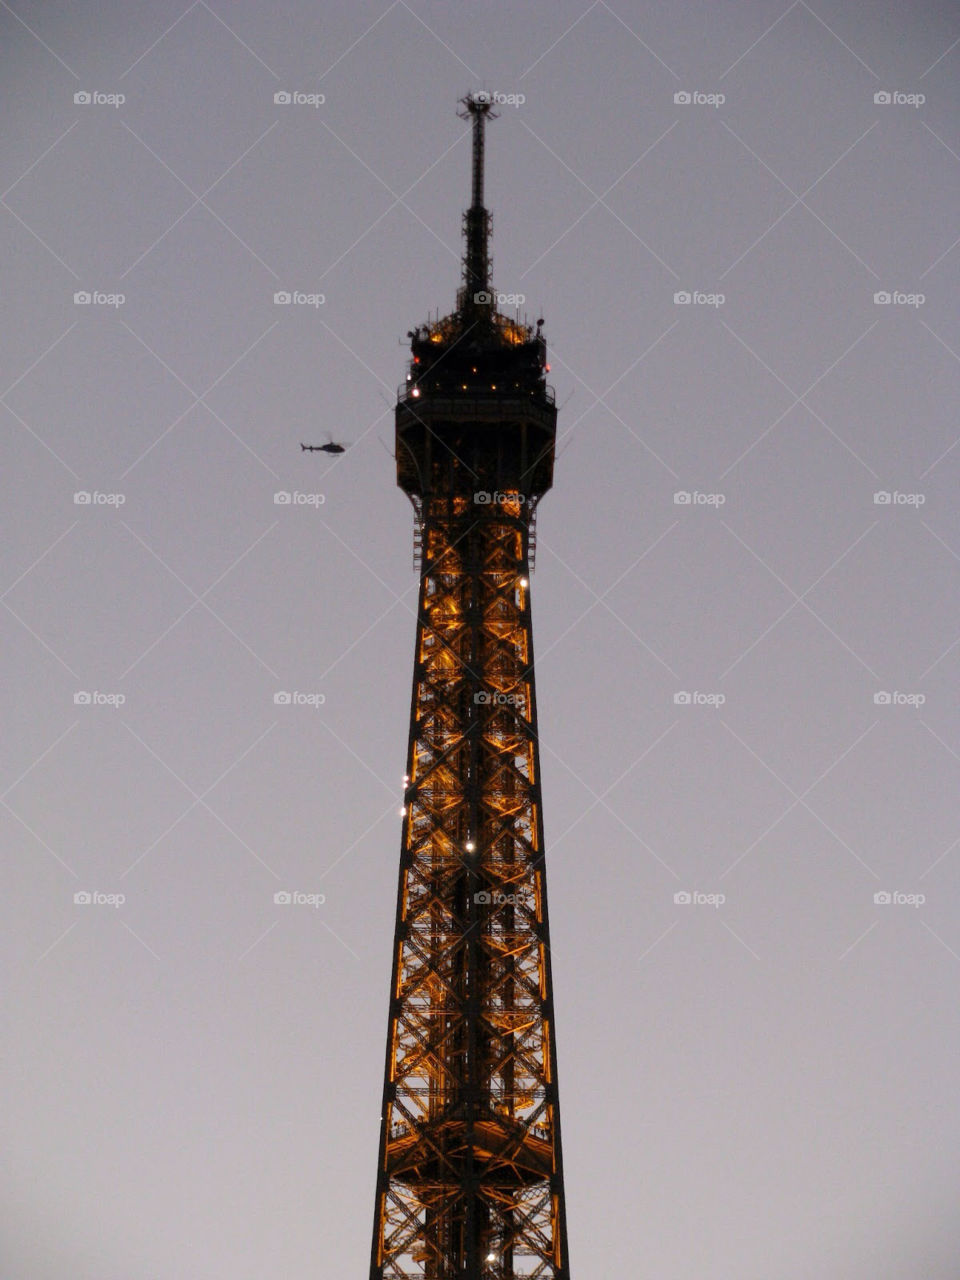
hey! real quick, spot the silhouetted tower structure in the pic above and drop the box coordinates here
[369,94,571,1280]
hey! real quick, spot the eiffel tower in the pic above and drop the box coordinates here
[369,92,571,1280]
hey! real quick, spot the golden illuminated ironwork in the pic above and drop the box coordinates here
[370,94,570,1280]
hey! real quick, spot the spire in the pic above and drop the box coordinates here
[457,92,498,312]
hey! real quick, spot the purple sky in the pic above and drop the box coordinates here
[2,2,959,1277]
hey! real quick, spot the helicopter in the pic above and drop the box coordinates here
[301,435,347,454]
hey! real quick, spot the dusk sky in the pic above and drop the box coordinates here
[2,2,960,1277]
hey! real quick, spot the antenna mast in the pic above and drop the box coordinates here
[458,92,498,311]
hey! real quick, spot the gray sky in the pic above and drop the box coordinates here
[2,1,959,1276]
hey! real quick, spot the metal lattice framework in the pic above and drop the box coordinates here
[369,93,570,1280]
[371,498,569,1280]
